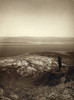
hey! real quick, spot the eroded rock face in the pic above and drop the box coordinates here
[0,55,58,79]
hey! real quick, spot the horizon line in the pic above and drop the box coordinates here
[0,36,74,38]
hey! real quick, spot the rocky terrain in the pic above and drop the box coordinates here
[0,51,74,100]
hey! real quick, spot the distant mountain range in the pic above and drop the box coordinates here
[0,37,74,45]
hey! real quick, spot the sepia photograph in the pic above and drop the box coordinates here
[0,0,74,100]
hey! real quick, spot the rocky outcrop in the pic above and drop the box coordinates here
[0,55,58,80]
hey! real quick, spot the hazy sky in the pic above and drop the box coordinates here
[0,0,74,37]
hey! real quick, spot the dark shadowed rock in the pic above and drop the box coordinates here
[65,66,74,82]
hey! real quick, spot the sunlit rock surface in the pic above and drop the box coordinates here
[0,55,59,77]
